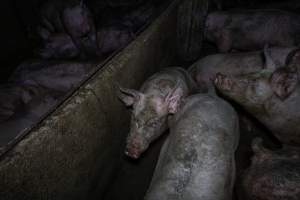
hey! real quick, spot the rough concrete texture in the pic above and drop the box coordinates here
[0,1,179,199]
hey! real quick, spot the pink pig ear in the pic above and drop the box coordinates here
[165,86,183,114]
[117,86,141,107]
[270,67,298,100]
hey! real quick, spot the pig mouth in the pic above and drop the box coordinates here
[125,142,148,159]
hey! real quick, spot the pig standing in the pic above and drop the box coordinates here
[145,93,239,200]
[205,10,300,52]
[118,67,197,159]
[239,138,300,200]
[214,52,300,145]
[188,46,297,90]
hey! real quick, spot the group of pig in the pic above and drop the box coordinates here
[0,0,160,146]
[118,6,300,200]
[35,0,157,60]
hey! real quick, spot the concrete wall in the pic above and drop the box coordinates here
[0,1,179,199]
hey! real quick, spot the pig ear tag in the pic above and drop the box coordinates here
[118,86,140,107]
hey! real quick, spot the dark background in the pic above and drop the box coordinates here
[0,0,289,82]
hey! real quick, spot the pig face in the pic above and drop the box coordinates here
[214,66,298,112]
[62,3,97,51]
[215,72,273,112]
[118,87,182,159]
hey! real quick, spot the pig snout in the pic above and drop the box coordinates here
[125,138,148,159]
[214,73,234,91]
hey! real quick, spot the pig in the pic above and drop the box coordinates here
[188,45,297,90]
[62,1,98,58]
[37,0,97,59]
[117,67,197,159]
[37,32,80,59]
[38,0,69,34]
[214,51,300,145]
[145,92,239,200]
[10,60,94,93]
[0,88,61,147]
[0,81,47,122]
[96,25,135,56]
[205,9,300,52]
[95,2,156,56]
[239,138,300,200]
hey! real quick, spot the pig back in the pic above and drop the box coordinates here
[188,51,263,90]
[140,67,197,95]
[145,94,239,200]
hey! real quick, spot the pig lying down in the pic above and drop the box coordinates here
[240,138,300,200]
[188,45,297,90]
[214,53,300,145]
[0,60,95,147]
[145,93,239,200]
[10,60,94,93]
[0,87,60,147]
[118,67,197,159]
[205,9,300,52]
[0,82,48,123]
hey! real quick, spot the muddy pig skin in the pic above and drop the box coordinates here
[205,10,300,52]
[188,46,297,90]
[145,93,239,200]
[118,67,197,159]
[214,57,300,145]
[10,60,94,93]
[239,138,300,200]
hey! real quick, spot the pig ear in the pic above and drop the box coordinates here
[165,86,183,114]
[263,44,278,71]
[117,87,141,107]
[270,67,298,100]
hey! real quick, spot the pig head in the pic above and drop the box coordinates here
[118,85,184,159]
[214,51,300,145]
[62,1,98,58]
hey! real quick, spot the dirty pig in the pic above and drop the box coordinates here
[145,93,239,200]
[118,67,197,159]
